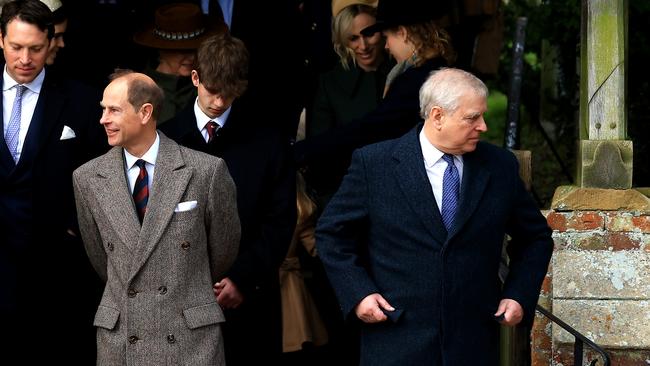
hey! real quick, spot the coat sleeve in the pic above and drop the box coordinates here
[206,159,240,282]
[72,168,108,282]
[315,149,380,319]
[502,154,554,326]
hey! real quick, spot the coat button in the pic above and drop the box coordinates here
[181,241,190,250]
[158,286,167,295]
[127,288,137,298]
[166,334,176,344]
[128,335,139,344]
[107,242,114,251]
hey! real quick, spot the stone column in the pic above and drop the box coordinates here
[531,1,650,365]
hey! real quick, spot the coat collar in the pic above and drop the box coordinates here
[392,125,490,244]
[92,133,192,282]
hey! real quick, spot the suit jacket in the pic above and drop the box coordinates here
[73,133,240,366]
[160,102,296,363]
[316,125,554,365]
[0,67,107,362]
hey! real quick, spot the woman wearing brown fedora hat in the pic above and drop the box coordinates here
[133,2,227,125]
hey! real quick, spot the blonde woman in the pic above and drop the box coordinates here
[296,0,454,171]
[307,0,391,206]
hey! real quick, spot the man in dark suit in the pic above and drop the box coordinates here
[0,0,107,363]
[160,33,296,365]
[316,68,554,365]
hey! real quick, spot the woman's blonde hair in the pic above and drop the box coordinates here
[331,4,377,70]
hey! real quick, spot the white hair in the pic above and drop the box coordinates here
[419,68,488,119]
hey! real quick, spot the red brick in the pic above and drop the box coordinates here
[606,213,650,233]
[530,350,552,366]
[631,216,650,233]
[547,212,567,231]
[553,344,606,366]
[608,349,650,365]
[566,211,604,231]
[540,275,552,295]
[608,232,641,250]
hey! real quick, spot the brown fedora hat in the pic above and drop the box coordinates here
[133,3,227,50]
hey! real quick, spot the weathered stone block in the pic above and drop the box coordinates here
[552,186,650,212]
[578,140,633,189]
[554,250,650,298]
[553,299,650,348]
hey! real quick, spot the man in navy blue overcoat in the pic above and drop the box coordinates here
[316,68,554,365]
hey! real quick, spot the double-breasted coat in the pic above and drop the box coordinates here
[316,125,554,365]
[73,133,240,365]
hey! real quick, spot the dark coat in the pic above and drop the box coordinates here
[160,101,296,364]
[306,61,390,204]
[0,67,107,362]
[316,125,554,365]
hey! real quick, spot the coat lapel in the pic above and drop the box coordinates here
[447,146,490,240]
[128,134,191,283]
[393,126,447,245]
[93,147,141,251]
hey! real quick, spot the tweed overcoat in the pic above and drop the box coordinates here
[316,125,554,365]
[73,133,240,366]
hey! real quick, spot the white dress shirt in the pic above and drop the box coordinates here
[419,129,464,212]
[194,98,231,143]
[2,66,45,162]
[124,133,160,195]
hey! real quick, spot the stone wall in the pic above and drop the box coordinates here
[531,209,650,365]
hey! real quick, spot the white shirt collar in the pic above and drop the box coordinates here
[124,132,160,169]
[194,97,232,131]
[419,129,463,168]
[420,129,444,168]
[3,65,45,94]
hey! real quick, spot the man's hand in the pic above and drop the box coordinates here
[494,298,524,326]
[214,277,244,309]
[354,293,394,323]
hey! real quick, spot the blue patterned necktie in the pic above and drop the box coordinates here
[133,159,149,224]
[5,85,26,163]
[441,154,460,231]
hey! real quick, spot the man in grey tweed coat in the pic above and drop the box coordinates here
[73,70,239,365]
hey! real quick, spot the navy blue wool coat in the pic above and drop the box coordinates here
[316,125,553,365]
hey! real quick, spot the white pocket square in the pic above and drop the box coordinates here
[174,200,198,212]
[60,125,76,140]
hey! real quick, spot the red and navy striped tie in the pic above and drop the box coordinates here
[133,159,149,224]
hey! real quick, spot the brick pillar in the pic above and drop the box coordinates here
[531,194,650,365]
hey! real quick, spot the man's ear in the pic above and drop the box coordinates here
[191,70,200,87]
[139,103,154,125]
[430,106,444,130]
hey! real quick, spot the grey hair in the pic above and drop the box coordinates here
[419,68,488,119]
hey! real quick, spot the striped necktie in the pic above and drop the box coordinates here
[133,159,149,224]
[441,154,459,231]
